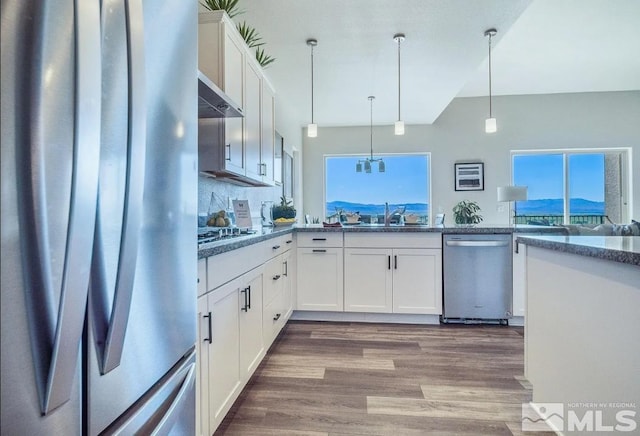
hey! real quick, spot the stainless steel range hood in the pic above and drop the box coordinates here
[198,71,243,118]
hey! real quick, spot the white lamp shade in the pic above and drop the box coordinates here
[394,120,405,135]
[307,123,317,137]
[497,186,527,202]
[485,117,497,133]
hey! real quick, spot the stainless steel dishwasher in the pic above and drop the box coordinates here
[442,233,512,324]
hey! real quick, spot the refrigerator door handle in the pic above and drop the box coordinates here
[99,0,147,374]
[106,351,196,435]
[37,0,103,414]
[149,362,196,436]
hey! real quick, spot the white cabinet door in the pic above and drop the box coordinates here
[244,60,262,181]
[261,81,275,185]
[221,29,244,174]
[239,270,264,380]
[512,236,526,317]
[196,295,210,436]
[296,247,344,311]
[197,258,207,297]
[207,281,241,431]
[392,249,442,315]
[344,248,393,313]
[281,250,293,319]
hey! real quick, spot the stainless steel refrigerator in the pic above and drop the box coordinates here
[1,0,198,434]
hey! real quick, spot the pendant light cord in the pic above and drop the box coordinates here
[311,44,315,124]
[397,38,401,121]
[369,97,374,159]
[488,32,493,118]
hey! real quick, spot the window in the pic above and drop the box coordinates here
[512,150,629,225]
[325,154,430,223]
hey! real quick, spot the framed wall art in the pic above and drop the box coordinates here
[454,162,484,191]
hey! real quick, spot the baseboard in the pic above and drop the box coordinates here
[510,316,525,327]
[290,310,441,325]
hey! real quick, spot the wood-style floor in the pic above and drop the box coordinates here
[215,321,553,435]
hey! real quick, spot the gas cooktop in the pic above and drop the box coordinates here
[197,227,256,245]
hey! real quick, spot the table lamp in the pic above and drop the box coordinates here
[497,186,528,226]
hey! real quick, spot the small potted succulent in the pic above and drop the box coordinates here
[272,196,296,225]
[453,200,483,226]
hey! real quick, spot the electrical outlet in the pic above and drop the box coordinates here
[497,204,506,213]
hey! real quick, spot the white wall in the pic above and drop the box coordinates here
[275,97,304,213]
[302,91,640,225]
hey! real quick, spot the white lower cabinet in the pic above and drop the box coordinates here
[197,267,265,436]
[344,248,442,315]
[392,248,442,314]
[239,269,264,378]
[296,247,344,311]
[262,249,293,344]
[197,235,295,435]
[199,279,241,436]
[344,248,392,312]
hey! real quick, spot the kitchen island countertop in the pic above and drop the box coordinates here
[517,235,640,266]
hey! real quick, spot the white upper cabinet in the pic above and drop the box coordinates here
[198,11,276,186]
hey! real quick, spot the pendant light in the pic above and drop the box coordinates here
[306,38,318,137]
[356,96,385,173]
[484,28,497,133]
[393,33,405,135]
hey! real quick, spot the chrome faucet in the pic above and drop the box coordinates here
[384,202,390,226]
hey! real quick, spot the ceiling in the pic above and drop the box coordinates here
[200,0,640,128]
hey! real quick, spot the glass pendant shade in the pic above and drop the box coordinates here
[394,120,405,135]
[307,123,317,137]
[364,160,372,173]
[485,117,497,133]
[356,162,362,172]
[378,160,385,172]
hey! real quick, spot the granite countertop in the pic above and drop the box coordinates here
[198,223,567,259]
[517,235,640,266]
[295,223,566,234]
[198,226,294,258]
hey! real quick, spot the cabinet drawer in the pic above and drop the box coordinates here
[297,232,343,248]
[208,244,264,291]
[263,288,284,345]
[263,255,284,306]
[267,234,294,257]
[198,258,208,297]
[344,232,441,249]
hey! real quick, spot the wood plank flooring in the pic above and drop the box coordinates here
[215,321,554,435]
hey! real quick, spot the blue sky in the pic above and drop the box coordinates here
[513,153,604,201]
[325,155,429,204]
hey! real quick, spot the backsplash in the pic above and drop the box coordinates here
[198,175,283,227]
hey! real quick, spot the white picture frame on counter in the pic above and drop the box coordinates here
[454,162,484,191]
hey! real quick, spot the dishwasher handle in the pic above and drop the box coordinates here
[445,240,509,247]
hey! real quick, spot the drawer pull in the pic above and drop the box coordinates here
[272,245,281,250]
[273,313,281,321]
[286,240,293,244]
[272,274,281,281]
[312,238,326,241]
[312,249,326,253]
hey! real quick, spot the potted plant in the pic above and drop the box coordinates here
[272,196,296,222]
[452,200,483,226]
[201,0,276,68]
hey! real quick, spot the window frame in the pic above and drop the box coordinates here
[323,152,433,225]
[510,147,632,224]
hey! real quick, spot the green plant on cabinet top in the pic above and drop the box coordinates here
[201,0,276,68]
